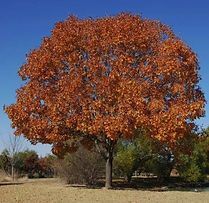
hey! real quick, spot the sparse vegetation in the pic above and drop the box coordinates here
[54,147,104,185]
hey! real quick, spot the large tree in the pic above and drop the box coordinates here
[5,13,205,188]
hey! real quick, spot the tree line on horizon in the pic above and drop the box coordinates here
[1,127,209,185]
[0,149,54,179]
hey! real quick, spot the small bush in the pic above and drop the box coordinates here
[54,147,104,185]
[177,153,207,182]
[114,143,140,182]
[177,138,208,183]
[144,152,174,180]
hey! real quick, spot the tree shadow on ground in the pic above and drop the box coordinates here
[0,182,23,186]
[69,177,209,192]
[117,177,209,191]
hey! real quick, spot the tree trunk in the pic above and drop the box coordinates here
[94,137,116,189]
[126,174,132,183]
[105,153,113,189]
[105,139,115,189]
[11,164,15,181]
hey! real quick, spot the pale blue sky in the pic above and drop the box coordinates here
[0,0,209,155]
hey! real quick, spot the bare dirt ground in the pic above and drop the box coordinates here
[0,178,209,203]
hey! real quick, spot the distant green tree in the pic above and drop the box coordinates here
[114,131,154,182]
[203,127,209,136]
[143,146,174,180]
[14,150,38,176]
[176,134,209,182]
[0,149,11,174]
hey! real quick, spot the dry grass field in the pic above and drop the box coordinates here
[0,178,209,203]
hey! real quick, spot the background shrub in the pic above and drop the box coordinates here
[54,147,104,185]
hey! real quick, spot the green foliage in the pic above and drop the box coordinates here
[114,128,177,181]
[0,150,11,174]
[114,130,208,183]
[0,149,55,178]
[144,148,174,179]
[114,132,154,182]
[177,136,209,182]
[14,150,38,176]
[114,143,139,182]
[203,127,209,136]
